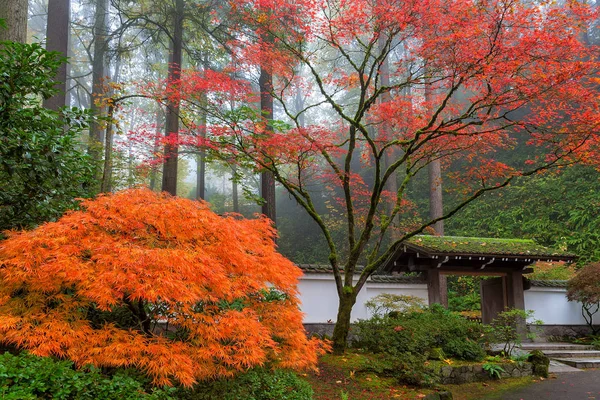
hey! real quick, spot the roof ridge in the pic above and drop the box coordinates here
[411,235,536,243]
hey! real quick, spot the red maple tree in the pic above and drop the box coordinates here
[130,0,600,353]
[0,189,327,386]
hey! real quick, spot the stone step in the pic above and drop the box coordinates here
[520,343,594,351]
[548,359,584,373]
[543,350,600,358]
[552,358,600,369]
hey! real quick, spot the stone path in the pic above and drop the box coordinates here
[520,342,600,373]
[496,369,600,400]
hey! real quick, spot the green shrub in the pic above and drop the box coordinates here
[170,368,313,400]
[0,352,173,399]
[353,304,486,386]
[486,308,540,356]
[354,304,486,361]
[358,352,437,387]
[0,352,312,400]
[365,293,426,317]
[0,41,95,231]
[443,337,486,361]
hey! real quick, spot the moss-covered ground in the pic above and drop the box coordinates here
[306,352,538,400]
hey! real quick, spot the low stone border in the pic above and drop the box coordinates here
[438,362,533,384]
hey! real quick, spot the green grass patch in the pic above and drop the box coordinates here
[444,376,536,400]
[308,352,539,400]
[307,352,436,400]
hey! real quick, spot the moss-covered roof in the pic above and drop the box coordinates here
[404,235,576,260]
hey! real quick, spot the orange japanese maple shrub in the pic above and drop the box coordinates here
[0,189,327,386]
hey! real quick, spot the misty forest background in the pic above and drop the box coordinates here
[3,0,600,280]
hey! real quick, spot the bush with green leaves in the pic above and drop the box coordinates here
[0,352,174,399]
[0,352,313,400]
[482,362,504,379]
[169,367,314,400]
[486,308,540,356]
[354,304,486,362]
[365,293,426,317]
[0,41,95,231]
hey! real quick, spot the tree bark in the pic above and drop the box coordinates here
[0,0,28,43]
[425,73,447,307]
[100,103,115,193]
[196,94,207,200]
[88,0,109,165]
[428,160,444,235]
[378,33,398,235]
[149,107,163,191]
[332,292,357,354]
[232,166,239,213]
[161,0,184,196]
[43,0,69,111]
[259,65,276,223]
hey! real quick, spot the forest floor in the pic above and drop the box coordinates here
[305,352,537,400]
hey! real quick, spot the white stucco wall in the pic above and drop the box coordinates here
[524,286,588,325]
[298,275,587,326]
[297,273,428,323]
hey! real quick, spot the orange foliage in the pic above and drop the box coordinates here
[0,189,327,386]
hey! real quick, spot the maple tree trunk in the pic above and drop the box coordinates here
[0,0,27,43]
[332,292,357,354]
[259,64,276,223]
[161,0,183,196]
[43,0,70,111]
[88,0,109,167]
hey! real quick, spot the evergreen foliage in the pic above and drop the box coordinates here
[0,41,95,231]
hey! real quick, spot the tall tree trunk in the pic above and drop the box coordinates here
[425,71,448,307]
[232,166,239,213]
[88,0,109,166]
[43,0,69,111]
[161,0,184,196]
[196,93,207,200]
[424,72,444,235]
[378,33,398,235]
[428,161,444,235]
[295,79,305,128]
[259,60,276,223]
[0,0,28,43]
[99,53,122,194]
[150,107,163,191]
[100,103,115,192]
